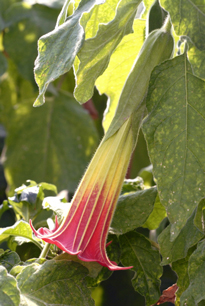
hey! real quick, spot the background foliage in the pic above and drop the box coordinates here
[0,0,205,305]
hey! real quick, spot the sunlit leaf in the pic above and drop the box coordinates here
[81,0,120,39]
[34,0,104,106]
[160,0,205,51]
[74,0,141,103]
[143,194,167,230]
[142,51,205,240]
[96,19,145,131]
[0,221,42,250]
[0,266,20,306]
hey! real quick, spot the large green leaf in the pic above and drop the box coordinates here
[158,209,204,265]
[160,0,205,51]
[74,0,141,103]
[180,239,205,305]
[34,0,104,106]
[4,91,98,193]
[0,220,42,250]
[96,19,145,131]
[17,260,95,306]
[110,186,157,235]
[119,231,162,305]
[0,266,20,306]
[3,3,60,83]
[142,51,205,240]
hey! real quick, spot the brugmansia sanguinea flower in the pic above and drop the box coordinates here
[30,117,134,270]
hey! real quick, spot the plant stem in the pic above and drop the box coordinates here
[39,242,50,259]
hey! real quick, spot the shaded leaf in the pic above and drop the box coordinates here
[0,266,20,306]
[172,246,196,305]
[194,198,205,234]
[143,194,167,230]
[74,0,141,103]
[34,0,104,106]
[146,0,168,35]
[160,0,205,51]
[158,209,204,265]
[17,260,95,306]
[119,231,162,305]
[96,19,145,131]
[0,250,21,272]
[0,201,10,219]
[110,186,157,235]
[3,3,60,82]
[0,221,42,250]
[4,91,99,194]
[0,52,7,76]
[142,51,205,240]
[180,239,205,305]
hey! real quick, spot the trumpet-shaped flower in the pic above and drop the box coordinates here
[30,117,134,270]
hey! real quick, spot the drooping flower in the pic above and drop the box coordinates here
[30,117,134,270]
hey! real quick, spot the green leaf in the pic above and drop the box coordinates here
[0,201,10,219]
[4,91,99,194]
[180,239,205,305]
[96,19,145,131]
[146,0,168,35]
[81,0,120,39]
[119,231,162,305]
[34,0,104,106]
[0,221,42,250]
[121,176,144,194]
[3,3,60,83]
[172,246,196,305]
[143,194,167,230]
[74,0,141,103]
[142,51,205,240]
[194,198,205,234]
[188,45,205,80]
[42,196,70,221]
[158,209,204,265]
[160,0,205,51]
[0,266,20,306]
[27,0,65,9]
[0,250,21,272]
[17,260,95,306]
[0,52,7,76]
[110,186,157,235]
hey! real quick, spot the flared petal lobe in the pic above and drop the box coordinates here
[30,117,134,270]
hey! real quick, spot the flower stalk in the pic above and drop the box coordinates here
[30,116,134,270]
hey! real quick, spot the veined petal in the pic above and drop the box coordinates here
[30,117,134,270]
